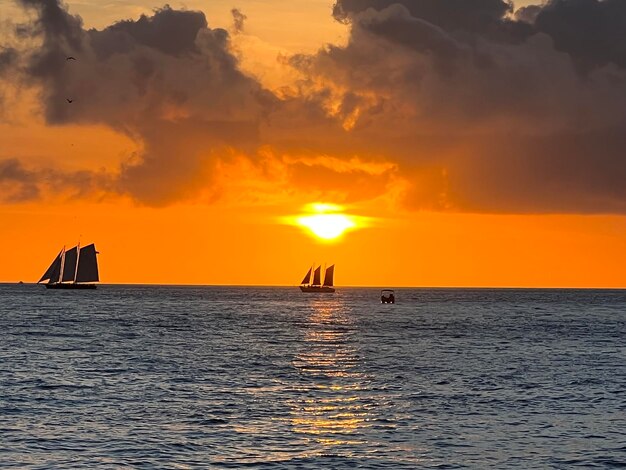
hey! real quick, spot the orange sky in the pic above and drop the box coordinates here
[3,199,625,288]
[1,0,625,287]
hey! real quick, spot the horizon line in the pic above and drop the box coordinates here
[3,282,625,290]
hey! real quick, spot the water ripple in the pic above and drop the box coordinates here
[0,285,625,468]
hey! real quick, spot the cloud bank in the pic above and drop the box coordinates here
[0,157,111,202]
[291,0,626,212]
[1,0,626,213]
[10,1,273,205]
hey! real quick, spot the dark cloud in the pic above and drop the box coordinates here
[0,47,17,115]
[444,129,626,214]
[119,117,260,204]
[334,0,626,68]
[3,1,394,208]
[333,0,513,31]
[534,0,626,69]
[357,5,463,61]
[11,1,272,205]
[97,7,208,57]
[231,8,247,34]
[0,46,16,112]
[284,156,399,204]
[3,0,626,214]
[333,0,532,43]
[0,47,17,73]
[0,158,112,203]
[17,0,84,50]
[0,158,40,202]
[282,0,626,213]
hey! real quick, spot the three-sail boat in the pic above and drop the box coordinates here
[38,243,100,289]
[300,264,335,293]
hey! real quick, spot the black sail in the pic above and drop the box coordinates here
[323,265,335,287]
[38,250,63,283]
[61,247,78,282]
[76,244,99,283]
[312,266,322,286]
[301,267,312,285]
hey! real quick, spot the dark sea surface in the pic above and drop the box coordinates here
[1,285,625,469]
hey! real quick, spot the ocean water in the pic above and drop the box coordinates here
[0,285,624,469]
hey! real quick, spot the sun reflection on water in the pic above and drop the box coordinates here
[289,300,370,449]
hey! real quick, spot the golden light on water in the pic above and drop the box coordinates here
[288,301,370,448]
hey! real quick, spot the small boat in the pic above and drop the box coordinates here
[38,243,100,289]
[300,264,335,293]
[381,289,395,304]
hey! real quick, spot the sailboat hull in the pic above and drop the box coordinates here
[300,286,335,293]
[45,283,97,290]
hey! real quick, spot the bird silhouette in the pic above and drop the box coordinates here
[66,98,73,103]
[66,56,76,61]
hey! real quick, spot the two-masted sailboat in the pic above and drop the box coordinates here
[300,264,335,293]
[38,244,99,289]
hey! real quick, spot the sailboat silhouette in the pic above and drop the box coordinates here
[299,264,335,293]
[38,243,100,289]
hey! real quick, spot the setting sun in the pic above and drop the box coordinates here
[297,213,356,240]
[285,203,362,241]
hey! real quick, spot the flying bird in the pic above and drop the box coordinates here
[66,56,76,61]
[66,98,73,103]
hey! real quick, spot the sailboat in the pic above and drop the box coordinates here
[300,264,335,293]
[38,243,100,289]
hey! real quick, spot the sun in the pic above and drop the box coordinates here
[297,213,356,240]
[283,203,363,242]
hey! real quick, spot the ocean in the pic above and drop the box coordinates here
[0,285,624,468]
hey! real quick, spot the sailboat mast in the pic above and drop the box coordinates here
[73,242,81,283]
[58,246,66,284]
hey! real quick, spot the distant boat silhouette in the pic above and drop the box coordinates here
[381,289,395,304]
[300,264,335,293]
[38,244,99,290]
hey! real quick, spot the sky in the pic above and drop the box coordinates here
[0,0,625,287]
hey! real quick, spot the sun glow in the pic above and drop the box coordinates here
[297,213,356,240]
[284,203,363,241]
